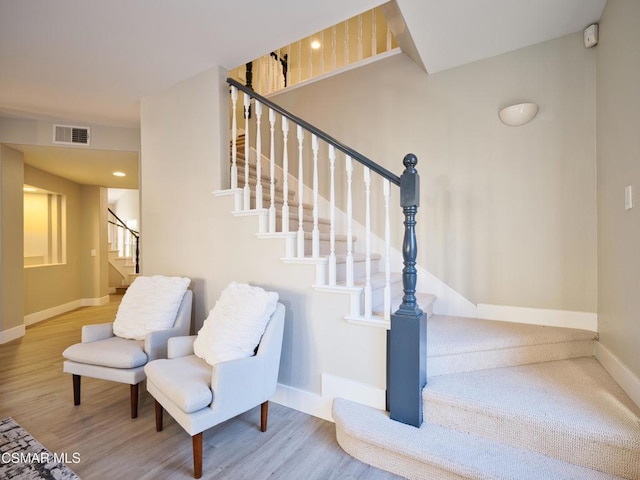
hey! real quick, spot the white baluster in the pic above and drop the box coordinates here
[230,86,238,189]
[286,44,291,87]
[308,37,313,80]
[243,93,251,210]
[297,40,302,84]
[312,134,320,258]
[268,108,276,232]
[266,53,271,95]
[297,125,305,257]
[320,30,325,74]
[344,20,349,66]
[328,145,337,285]
[383,179,391,321]
[372,8,377,56]
[281,117,290,233]
[254,101,263,209]
[345,156,354,287]
[364,167,372,317]
[332,25,337,71]
[357,14,363,61]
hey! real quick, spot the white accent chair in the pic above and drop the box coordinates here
[62,290,193,418]
[144,302,285,479]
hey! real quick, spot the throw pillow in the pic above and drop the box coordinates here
[112,275,191,340]
[193,282,278,366]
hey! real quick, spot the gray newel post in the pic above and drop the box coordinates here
[388,153,427,427]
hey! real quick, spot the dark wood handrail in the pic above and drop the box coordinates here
[227,77,401,186]
[108,208,139,238]
[108,208,140,274]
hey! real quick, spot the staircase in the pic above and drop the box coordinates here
[230,131,436,326]
[107,244,138,291]
[107,208,140,291]
[222,79,640,479]
[333,316,640,479]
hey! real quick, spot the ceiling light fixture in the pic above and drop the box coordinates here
[113,171,126,177]
[311,40,321,50]
[498,102,539,127]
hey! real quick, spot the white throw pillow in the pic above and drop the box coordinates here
[193,282,279,367]
[112,275,191,340]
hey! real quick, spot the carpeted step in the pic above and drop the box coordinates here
[427,315,596,376]
[333,397,625,480]
[423,357,640,478]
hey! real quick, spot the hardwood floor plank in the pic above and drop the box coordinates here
[0,296,401,479]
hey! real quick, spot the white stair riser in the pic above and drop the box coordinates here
[335,258,381,283]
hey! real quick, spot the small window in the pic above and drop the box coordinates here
[23,185,66,267]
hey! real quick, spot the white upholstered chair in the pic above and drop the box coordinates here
[62,288,193,418]
[144,302,285,479]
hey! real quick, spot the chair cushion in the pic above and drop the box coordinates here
[62,337,147,369]
[145,356,213,413]
[193,282,278,367]
[112,275,191,340]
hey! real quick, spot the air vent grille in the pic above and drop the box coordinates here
[53,124,90,145]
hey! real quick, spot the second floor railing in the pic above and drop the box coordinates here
[229,5,398,96]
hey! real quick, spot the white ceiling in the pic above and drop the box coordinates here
[0,0,607,189]
[397,0,607,74]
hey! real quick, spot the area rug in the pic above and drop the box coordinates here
[0,417,80,479]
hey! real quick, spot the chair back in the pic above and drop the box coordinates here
[256,302,285,390]
[174,290,193,336]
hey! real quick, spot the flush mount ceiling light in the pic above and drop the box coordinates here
[498,102,539,127]
[311,40,321,50]
[112,171,126,177]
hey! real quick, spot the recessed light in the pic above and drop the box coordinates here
[311,40,321,50]
[113,171,126,177]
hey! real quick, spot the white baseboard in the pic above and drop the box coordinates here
[0,324,26,344]
[24,295,111,326]
[476,304,598,331]
[595,342,640,409]
[272,384,331,422]
[271,374,386,423]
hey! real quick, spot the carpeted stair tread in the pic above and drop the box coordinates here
[333,398,625,480]
[426,316,597,376]
[423,357,640,478]
[427,315,596,356]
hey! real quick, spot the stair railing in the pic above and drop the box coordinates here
[228,77,427,428]
[107,208,140,274]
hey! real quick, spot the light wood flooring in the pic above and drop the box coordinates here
[0,295,401,480]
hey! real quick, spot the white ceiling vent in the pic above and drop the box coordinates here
[53,124,90,146]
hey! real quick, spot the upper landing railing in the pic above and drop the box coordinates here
[229,5,398,96]
[227,77,427,427]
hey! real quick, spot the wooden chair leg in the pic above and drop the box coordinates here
[72,375,81,406]
[192,432,203,479]
[260,401,269,432]
[130,383,140,419]
[154,400,163,432]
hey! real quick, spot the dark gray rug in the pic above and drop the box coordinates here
[0,417,80,479]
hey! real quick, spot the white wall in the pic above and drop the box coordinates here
[270,33,597,315]
[596,0,640,380]
[140,66,229,323]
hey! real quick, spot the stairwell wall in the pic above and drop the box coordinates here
[268,32,598,317]
[140,66,229,324]
[596,0,640,384]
